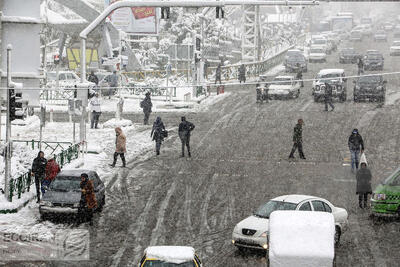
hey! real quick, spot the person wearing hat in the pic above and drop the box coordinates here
[89,92,101,129]
[178,116,195,157]
[356,157,372,209]
[140,92,153,125]
[323,82,334,112]
[79,173,97,224]
[110,127,127,167]
[348,129,364,172]
[151,117,166,156]
[289,119,306,159]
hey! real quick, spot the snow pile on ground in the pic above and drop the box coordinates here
[145,246,195,264]
[269,211,335,267]
[103,118,133,128]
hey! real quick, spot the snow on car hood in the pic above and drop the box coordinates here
[236,215,269,232]
[309,53,326,57]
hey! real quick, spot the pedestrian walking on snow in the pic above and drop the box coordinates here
[357,58,364,76]
[204,60,209,80]
[289,119,306,159]
[109,70,119,98]
[110,127,126,167]
[324,83,335,111]
[42,158,60,194]
[179,116,195,157]
[348,128,364,172]
[151,117,166,156]
[87,70,99,85]
[215,64,222,85]
[140,92,152,125]
[296,63,304,88]
[89,93,101,129]
[31,151,47,203]
[356,157,372,209]
[78,173,97,225]
[238,64,246,83]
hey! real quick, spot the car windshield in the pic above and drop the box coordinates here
[49,177,81,192]
[272,78,292,85]
[341,49,355,55]
[366,54,383,60]
[287,55,305,62]
[358,75,382,83]
[253,200,297,219]
[383,170,400,186]
[143,260,195,267]
[319,73,341,79]
[47,72,57,81]
[310,48,324,53]
[313,39,326,44]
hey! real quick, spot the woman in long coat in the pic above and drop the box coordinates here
[79,173,97,224]
[356,157,372,209]
[111,127,127,167]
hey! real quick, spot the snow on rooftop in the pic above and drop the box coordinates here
[269,211,335,267]
[145,246,195,264]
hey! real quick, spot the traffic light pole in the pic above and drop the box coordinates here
[4,45,12,201]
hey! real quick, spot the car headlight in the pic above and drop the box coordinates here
[373,193,386,200]
[40,201,53,207]
[315,85,320,91]
[73,203,80,208]
[376,86,383,90]
[260,231,268,238]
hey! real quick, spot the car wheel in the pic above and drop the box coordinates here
[354,95,358,102]
[341,94,347,102]
[296,90,300,98]
[98,195,105,212]
[334,226,341,246]
[314,96,319,102]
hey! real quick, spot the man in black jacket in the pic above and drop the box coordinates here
[348,128,364,172]
[140,92,153,125]
[31,151,47,203]
[289,119,306,159]
[87,71,99,85]
[178,117,195,157]
[324,83,335,111]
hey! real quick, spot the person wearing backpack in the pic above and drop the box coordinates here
[178,116,195,157]
[151,117,166,156]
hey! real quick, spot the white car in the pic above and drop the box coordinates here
[311,38,330,54]
[268,76,301,99]
[46,71,96,92]
[390,40,400,56]
[309,46,327,63]
[312,68,347,102]
[232,195,348,251]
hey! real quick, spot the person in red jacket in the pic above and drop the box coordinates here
[42,158,60,194]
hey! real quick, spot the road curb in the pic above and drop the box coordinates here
[0,195,35,214]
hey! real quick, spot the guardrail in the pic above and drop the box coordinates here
[11,140,73,155]
[8,143,80,202]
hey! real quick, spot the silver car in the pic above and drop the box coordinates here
[39,169,105,220]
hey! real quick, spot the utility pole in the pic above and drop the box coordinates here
[4,45,12,201]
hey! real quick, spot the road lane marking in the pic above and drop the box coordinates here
[299,99,313,112]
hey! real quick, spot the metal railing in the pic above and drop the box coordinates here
[8,143,80,202]
[11,140,73,155]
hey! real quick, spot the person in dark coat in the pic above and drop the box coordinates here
[215,64,222,84]
[87,71,99,85]
[239,64,246,83]
[356,161,372,209]
[179,116,195,157]
[324,83,335,111]
[348,128,364,172]
[31,151,47,203]
[140,92,153,125]
[151,117,166,155]
[296,63,303,87]
[79,173,97,225]
[357,57,364,76]
[289,119,306,159]
[204,60,209,80]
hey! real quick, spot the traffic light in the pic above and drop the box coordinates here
[9,89,24,121]
[196,37,201,51]
[54,53,60,65]
[216,7,224,19]
[161,7,170,19]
